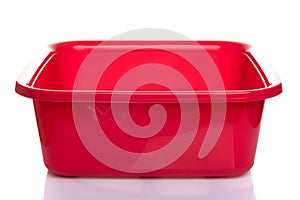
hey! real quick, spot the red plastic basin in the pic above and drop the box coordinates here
[15,41,282,177]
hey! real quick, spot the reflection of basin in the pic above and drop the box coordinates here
[43,172,255,200]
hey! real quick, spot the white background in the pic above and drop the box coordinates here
[0,0,298,199]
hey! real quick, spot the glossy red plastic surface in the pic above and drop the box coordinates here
[16,41,282,177]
